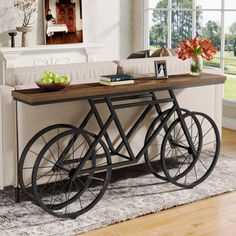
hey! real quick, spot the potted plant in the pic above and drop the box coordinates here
[176,37,217,76]
[14,0,37,47]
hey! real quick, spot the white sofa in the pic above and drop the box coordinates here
[0,56,223,189]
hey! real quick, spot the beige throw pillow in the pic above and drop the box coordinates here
[150,47,175,57]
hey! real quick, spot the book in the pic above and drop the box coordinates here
[100,74,133,82]
[99,80,134,86]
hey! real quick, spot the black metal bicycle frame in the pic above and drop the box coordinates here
[65,89,198,181]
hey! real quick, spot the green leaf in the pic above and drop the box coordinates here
[197,47,202,55]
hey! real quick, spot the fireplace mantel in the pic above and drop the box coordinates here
[0,43,102,84]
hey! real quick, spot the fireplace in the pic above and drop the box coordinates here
[0,43,102,85]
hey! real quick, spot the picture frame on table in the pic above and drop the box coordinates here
[43,0,83,45]
[154,60,168,79]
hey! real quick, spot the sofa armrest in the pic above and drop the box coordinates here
[0,85,16,189]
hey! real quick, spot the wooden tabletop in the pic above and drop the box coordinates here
[12,73,226,106]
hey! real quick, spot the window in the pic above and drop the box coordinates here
[146,0,236,100]
[149,9,168,49]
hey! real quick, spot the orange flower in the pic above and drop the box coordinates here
[176,37,217,61]
[199,39,217,61]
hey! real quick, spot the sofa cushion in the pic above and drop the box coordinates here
[115,56,190,75]
[6,61,118,87]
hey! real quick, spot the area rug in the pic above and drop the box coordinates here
[1,153,236,236]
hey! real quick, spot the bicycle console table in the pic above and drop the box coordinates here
[12,73,226,219]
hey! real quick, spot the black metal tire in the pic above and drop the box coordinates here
[32,128,112,219]
[144,108,189,180]
[18,124,77,202]
[161,112,220,188]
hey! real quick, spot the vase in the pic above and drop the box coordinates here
[190,57,203,76]
[16,26,33,47]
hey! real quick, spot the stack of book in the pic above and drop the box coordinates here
[99,74,134,86]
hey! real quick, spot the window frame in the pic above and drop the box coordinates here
[144,0,236,102]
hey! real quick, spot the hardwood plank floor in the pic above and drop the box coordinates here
[79,128,236,236]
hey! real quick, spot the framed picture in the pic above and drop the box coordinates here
[154,60,168,79]
[44,0,83,45]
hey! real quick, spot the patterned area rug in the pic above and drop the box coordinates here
[1,154,236,236]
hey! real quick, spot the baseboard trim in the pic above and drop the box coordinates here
[222,117,236,131]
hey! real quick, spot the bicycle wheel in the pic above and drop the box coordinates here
[19,124,76,202]
[161,112,220,188]
[32,128,112,219]
[144,108,188,180]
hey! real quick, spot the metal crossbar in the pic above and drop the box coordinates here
[70,89,197,180]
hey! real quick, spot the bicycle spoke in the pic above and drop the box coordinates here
[39,171,56,195]
[176,125,183,141]
[29,149,39,156]
[88,176,106,182]
[202,140,216,147]
[165,147,173,159]
[174,151,189,177]
[42,156,70,173]
[150,144,171,161]
[64,140,87,161]
[202,127,213,139]
[194,164,198,181]
[25,169,53,188]
[65,180,73,214]
[23,166,54,169]
[177,121,196,142]
[200,151,215,157]
[198,158,208,171]
[77,178,97,198]
[42,135,57,162]
[184,172,188,185]
[50,170,59,205]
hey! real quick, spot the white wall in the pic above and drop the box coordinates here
[0,0,135,60]
[132,0,145,52]
[82,0,134,60]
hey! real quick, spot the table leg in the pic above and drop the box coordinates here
[14,187,20,203]
[15,101,21,203]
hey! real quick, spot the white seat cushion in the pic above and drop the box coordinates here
[115,56,190,75]
[6,61,118,87]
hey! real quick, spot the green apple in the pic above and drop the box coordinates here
[41,78,53,84]
[54,77,65,83]
[60,76,70,83]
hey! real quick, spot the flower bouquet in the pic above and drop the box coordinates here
[14,0,37,27]
[176,37,217,76]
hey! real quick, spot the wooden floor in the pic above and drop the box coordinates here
[46,31,83,45]
[80,128,236,236]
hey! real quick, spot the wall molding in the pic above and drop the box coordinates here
[222,116,236,131]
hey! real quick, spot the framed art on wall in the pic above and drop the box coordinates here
[44,0,83,45]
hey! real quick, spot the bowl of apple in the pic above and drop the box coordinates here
[36,71,71,91]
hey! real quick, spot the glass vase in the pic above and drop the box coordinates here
[190,57,203,76]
